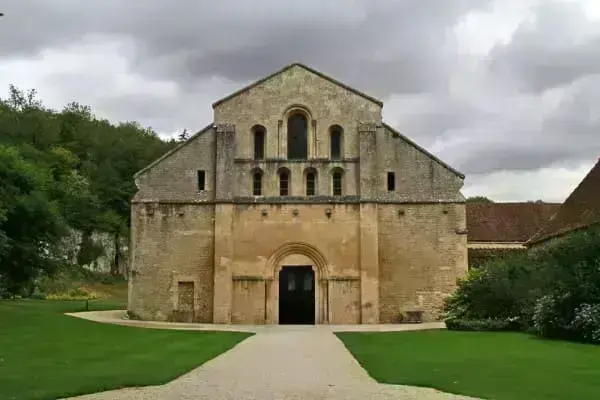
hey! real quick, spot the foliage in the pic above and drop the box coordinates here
[466,195,494,203]
[0,145,67,296]
[338,330,600,400]
[445,225,600,343]
[444,252,540,325]
[0,85,176,294]
[445,317,519,332]
[570,304,600,344]
[467,247,526,269]
[0,300,251,400]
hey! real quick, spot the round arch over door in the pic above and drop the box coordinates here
[264,242,329,324]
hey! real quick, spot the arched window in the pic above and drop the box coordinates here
[252,169,263,196]
[332,168,344,196]
[252,125,266,160]
[279,168,290,196]
[330,126,343,160]
[305,168,317,196]
[287,113,308,159]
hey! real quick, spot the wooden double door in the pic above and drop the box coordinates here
[278,266,315,324]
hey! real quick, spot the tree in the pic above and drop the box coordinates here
[178,128,189,141]
[0,85,176,290]
[466,196,494,203]
[0,145,66,296]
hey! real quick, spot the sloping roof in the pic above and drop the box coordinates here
[383,123,465,179]
[528,158,600,245]
[212,63,384,108]
[467,202,561,243]
[133,124,214,179]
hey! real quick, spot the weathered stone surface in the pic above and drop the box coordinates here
[129,63,467,324]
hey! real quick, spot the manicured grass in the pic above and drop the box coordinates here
[0,300,251,400]
[337,330,600,400]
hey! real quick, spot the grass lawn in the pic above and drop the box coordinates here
[337,329,600,400]
[0,299,252,400]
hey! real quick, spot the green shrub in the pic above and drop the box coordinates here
[570,303,600,343]
[531,293,572,338]
[445,318,520,331]
[446,225,600,343]
[444,251,538,325]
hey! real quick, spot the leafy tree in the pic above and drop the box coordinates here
[466,196,494,203]
[0,145,67,295]
[0,85,176,291]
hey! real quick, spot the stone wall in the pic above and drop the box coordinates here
[228,203,362,324]
[213,64,382,160]
[128,203,215,322]
[133,126,216,203]
[129,63,468,325]
[378,203,468,322]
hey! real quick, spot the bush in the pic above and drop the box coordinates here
[570,304,600,344]
[445,318,520,332]
[446,225,600,343]
[444,252,538,326]
[532,294,572,338]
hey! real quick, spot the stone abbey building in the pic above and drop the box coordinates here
[128,63,468,324]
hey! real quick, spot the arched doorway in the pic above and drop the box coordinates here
[265,243,329,324]
[278,265,315,324]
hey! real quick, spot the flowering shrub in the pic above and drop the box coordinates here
[570,304,600,343]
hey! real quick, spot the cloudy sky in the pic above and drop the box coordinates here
[1,0,599,202]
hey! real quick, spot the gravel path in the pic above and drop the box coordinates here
[63,324,478,400]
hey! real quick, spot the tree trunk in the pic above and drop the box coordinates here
[111,232,121,276]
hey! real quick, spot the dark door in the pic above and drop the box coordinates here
[279,266,315,324]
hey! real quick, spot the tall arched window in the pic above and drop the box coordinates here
[305,168,317,196]
[252,169,263,196]
[287,113,308,159]
[279,168,291,196]
[332,168,344,196]
[330,126,343,160]
[252,125,266,160]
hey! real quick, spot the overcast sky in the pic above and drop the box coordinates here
[1,0,599,202]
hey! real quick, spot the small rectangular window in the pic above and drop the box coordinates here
[387,172,395,192]
[197,170,206,191]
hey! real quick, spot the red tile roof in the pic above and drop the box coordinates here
[527,159,600,245]
[467,202,561,243]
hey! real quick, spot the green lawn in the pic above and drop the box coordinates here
[0,300,251,400]
[337,330,600,400]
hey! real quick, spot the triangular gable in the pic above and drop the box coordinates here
[527,158,600,245]
[133,123,214,179]
[212,63,383,108]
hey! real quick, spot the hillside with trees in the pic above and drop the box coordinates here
[0,85,177,296]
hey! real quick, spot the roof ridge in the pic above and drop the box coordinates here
[133,123,214,179]
[212,63,383,108]
[527,158,600,245]
[383,123,465,179]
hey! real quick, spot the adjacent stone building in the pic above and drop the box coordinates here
[128,63,468,324]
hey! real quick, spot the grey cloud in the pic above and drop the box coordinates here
[487,1,600,93]
[440,74,600,174]
[2,0,598,181]
[1,0,492,97]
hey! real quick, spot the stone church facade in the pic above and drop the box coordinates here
[128,63,468,325]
